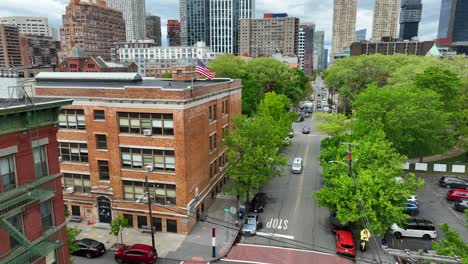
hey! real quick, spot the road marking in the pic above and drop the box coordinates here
[236,243,335,256]
[221,259,272,264]
[256,232,295,240]
[295,142,309,212]
[265,218,289,230]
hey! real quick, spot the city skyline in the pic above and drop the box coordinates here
[0,0,443,48]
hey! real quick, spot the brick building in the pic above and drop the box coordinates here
[19,34,60,67]
[34,70,242,234]
[59,0,126,61]
[0,80,72,263]
[350,38,434,56]
[0,25,22,68]
[167,19,181,47]
[59,46,137,73]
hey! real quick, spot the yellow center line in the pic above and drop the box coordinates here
[295,141,310,212]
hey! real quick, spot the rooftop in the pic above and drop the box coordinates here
[0,97,73,114]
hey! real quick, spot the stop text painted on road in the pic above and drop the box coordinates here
[265,218,288,230]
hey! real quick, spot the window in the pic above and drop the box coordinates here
[120,147,175,172]
[123,181,176,205]
[209,160,217,179]
[0,155,16,192]
[58,109,85,129]
[58,142,88,163]
[137,215,147,228]
[152,217,162,231]
[222,125,228,139]
[98,160,110,181]
[118,112,174,135]
[208,104,217,123]
[63,173,90,193]
[8,214,23,250]
[33,145,48,178]
[209,133,217,152]
[40,200,54,232]
[93,110,105,120]
[222,100,229,115]
[167,219,177,233]
[71,205,80,216]
[123,214,134,227]
[95,135,107,150]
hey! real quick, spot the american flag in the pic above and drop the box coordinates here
[196,59,216,80]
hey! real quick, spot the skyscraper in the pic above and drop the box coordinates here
[210,0,254,54]
[437,0,468,44]
[180,0,210,46]
[372,0,399,41]
[322,48,328,69]
[146,15,162,46]
[168,19,181,46]
[331,0,357,61]
[313,30,324,71]
[59,0,126,61]
[0,16,52,37]
[399,0,422,40]
[355,29,367,42]
[105,0,146,41]
[297,23,314,75]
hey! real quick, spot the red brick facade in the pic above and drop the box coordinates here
[35,77,242,234]
[59,55,137,73]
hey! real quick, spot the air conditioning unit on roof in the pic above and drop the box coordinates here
[143,129,152,136]
[146,165,154,172]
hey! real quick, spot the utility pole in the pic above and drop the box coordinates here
[145,175,156,250]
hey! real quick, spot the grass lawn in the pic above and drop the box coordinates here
[433,152,468,164]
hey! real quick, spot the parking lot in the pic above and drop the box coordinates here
[388,173,468,251]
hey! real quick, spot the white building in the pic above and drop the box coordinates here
[209,0,254,54]
[0,16,51,37]
[298,27,305,69]
[105,0,146,41]
[115,41,217,77]
[313,31,324,70]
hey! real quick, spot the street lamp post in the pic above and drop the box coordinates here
[144,175,156,250]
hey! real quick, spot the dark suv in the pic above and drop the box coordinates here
[439,176,468,189]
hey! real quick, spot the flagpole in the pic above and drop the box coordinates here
[191,46,195,90]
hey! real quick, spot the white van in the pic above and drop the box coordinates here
[291,158,303,174]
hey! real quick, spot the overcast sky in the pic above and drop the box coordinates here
[0,0,442,48]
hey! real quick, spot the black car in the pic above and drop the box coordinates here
[329,211,351,232]
[296,116,304,122]
[73,238,106,259]
[250,193,267,213]
[302,126,310,134]
[454,200,468,212]
[439,176,468,189]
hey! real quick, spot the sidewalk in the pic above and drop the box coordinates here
[408,145,466,163]
[67,192,240,262]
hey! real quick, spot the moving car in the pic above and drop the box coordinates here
[390,218,437,239]
[403,201,419,216]
[447,189,468,201]
[335,230,356,257]
[114,244,157,264]
[302,126,310,134]
[72,238,105,259]
[241,213,263,236]
[329,211,351,232]
[291,157,303,174]
[250,193,267,213]
[439,176,468,189]
[454,200,468,212]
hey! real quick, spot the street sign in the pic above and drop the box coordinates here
[230,206,237,215]
[224,208,230,213]
[360,229,371,241]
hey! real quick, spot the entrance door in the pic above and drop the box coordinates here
[97,197,112,223]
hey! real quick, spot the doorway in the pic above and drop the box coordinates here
[97,197,112,223]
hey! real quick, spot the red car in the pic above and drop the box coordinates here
[447,189,468,201]
[114,244,157,264]
[335,230,356,257]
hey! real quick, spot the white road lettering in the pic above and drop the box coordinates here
[266,218,289,230]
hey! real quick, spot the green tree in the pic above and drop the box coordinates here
[432,223,468,264]
[313,113,352,137]
[209,54,246,79]
[110,215,129,245]
[353,85,454,160]
[160,72,173,78]
[66,227,81,255]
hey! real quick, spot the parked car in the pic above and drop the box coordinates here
[305,112,310,118]
[329,211,351,232]
[302,126,310,134]
[114,244,157,264]
[403,201,419,216]
[408,195,418,205]
[335,230,356,257]
[72,238,105,259]
[439,176,468,189]
[288,129,294,138]
[447,189,468,201]
[241,213,263,236]
[296,115,304,122]
[390,218,437,239]
[454,200,468,212]
[250,193,267,213]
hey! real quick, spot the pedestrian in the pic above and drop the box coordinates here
[381,237,388,250]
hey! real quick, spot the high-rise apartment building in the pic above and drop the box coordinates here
[297,23,314,75]
[0,76,72,264]
[355,29,367,42]
[168,20,181,46]
[146,15,162,46]
[350,38,434,56]
[209,0,255,54]
[322,48,328,69]
[437,0,468,46]
[372,0,399,41]
[105,0,146,41]
[313,30,324,71]
[35,71,242,234]
[19,34,60,67]
[60,0,126,61]
[331,0,357,61]
[0,25,22,68]
[180,0,210,46]
[0,16,52,37]
[239,17,299,57]
[399,0,422,40]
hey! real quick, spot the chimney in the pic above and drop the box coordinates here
[171,66,197,82]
